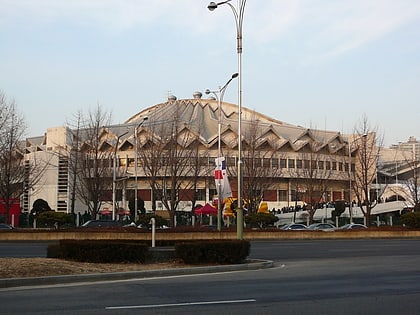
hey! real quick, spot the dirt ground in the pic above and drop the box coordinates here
[0,258,187,279]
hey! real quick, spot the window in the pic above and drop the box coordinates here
[263,158,271,168]
[227,157,236,168]
[185,157,195,166]
[288,159,295,169]
[164,189,178,201]
[280,158,287,168]
[195,189,206,201]
[271,158,278,168]
[278,190,288,202]
[119,157,127,167]
[200,157,210,167]
[127,158,134,167]
[102,159,110,168]
[264,190,277,201]
[244,158,254,168]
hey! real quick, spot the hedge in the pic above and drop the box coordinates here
[175,240,250,264]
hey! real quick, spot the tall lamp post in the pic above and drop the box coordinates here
[208,0,247,240]
[112,131,128,220]
[134,116,149,220]
[205,72,238,231]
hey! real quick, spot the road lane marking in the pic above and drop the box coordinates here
[106,299,257,310]
[0,269,268,291]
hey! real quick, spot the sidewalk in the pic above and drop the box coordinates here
[0,259,273,289]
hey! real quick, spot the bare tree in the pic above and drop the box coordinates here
[290,141,337,224]
[138,109,204,226]
[352,115,382,226]
[239,116,281,214]
[0,93,25,224]
[68,112,82,215]
[138,122,164,213]
[67,105,114,219]
[0,92,46,224]
[188,130,210,212]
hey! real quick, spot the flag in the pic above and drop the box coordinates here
[214,157,232,200]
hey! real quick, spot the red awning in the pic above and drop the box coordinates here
[117,209,130,216]
[195,203,217,215]
[99,209,112,215]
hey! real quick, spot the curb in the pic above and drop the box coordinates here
[0,259,273,289]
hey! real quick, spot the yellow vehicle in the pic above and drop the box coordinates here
[223,197,237,217]
[257,201,269,214]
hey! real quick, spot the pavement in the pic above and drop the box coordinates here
[0,259,273,289]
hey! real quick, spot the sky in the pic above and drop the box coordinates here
[1,0,419,147]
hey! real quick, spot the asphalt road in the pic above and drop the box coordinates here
[1,239,420,314]
[0,241,53,258]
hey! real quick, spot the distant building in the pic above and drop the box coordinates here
[21,95,414,221]
[376,137,420,205]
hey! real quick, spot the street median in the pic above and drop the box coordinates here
[1,228,420,241]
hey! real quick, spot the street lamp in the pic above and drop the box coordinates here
[134,116,149,220]
[208,0,247,240]
[112,130,128,220]
[205,72,238,231]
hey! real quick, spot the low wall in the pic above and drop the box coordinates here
[1,229,420,241]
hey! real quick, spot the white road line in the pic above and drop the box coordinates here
[0,269,260,292]
[106,299,257,310]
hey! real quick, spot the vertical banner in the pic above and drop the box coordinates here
[214,157,232,200]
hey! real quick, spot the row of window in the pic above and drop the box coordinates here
[119,156,354,172]
[81,154,355,174]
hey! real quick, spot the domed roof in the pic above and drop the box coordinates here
[124,97,346,151]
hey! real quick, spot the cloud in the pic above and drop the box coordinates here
[0,0,213,32]
[299,0,420,63]
[229,0,420,64]
[1,0,420,60]
[245,0,301,43]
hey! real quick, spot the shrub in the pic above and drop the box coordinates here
[245,213,278,229]
[401,212,420,228]
[48,240,149,263]
[175,240,250,264]
[46,243,62,258]
[332,200,346,220]
[136,213,168,228]
[37,211,74,228]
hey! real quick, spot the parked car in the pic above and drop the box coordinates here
[338,223,368,230]
[307,222,336,231]
[370,220,386,227]
[80,220,121,228]
[136,223,170,230]
[280,223,308,230]
[0,223,14,230]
